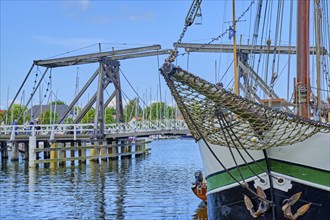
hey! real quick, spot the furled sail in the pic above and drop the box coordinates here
[160,63,330,150]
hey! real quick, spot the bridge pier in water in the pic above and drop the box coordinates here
[1,141,8,160]
[15,137,152,168]
[0,119,189,167]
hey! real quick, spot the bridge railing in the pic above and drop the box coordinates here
[0,120,188,141]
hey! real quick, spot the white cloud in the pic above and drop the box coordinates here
[62,0,91,12]
[79,0,90,11]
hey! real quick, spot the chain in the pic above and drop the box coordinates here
[173,0,256,60]
[169,0,202,62]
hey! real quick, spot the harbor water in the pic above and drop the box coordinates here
[0,139,207,220]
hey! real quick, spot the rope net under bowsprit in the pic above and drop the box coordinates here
[160,63,330,150]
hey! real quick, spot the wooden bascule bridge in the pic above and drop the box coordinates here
[0,45,189,167]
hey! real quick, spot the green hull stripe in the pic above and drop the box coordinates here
[269,160,330,187]
[207,161,266,191]
[207,160,330,191]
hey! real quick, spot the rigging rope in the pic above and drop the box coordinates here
[119,68,148,108]
[161,63,274,204]
[160,64,330,150]
[287,0,293,101]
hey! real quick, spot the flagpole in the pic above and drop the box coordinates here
[232,0,238,95]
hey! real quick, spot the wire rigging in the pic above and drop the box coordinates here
[119,68,148,108]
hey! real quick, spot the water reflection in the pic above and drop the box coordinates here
[28,167,37,192]
[193,202,208,220]
[0,140,207,219]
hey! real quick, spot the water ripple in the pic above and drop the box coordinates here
[0,139,207,219]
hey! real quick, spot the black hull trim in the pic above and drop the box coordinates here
[207,180,330,220]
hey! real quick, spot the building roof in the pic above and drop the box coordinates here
[27,104,71,120]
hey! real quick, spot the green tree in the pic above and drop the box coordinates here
[51,100,66,105]
[64,117,73,124]
[124,98,142,122]
[81,108,95,124]
[39,109,58,124]
[0,110,6,123]
[105,107,115,124]
[144,102,174,120]
[5,104,30,125]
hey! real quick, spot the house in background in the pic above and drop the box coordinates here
[27,104,73,123]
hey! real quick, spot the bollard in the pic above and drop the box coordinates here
[29,136,37,168]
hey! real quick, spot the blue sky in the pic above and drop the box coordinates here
[0,0,245,110]
[1,0,328,111]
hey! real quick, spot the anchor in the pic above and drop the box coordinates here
[244,186,270,218]
[282,192,311,220]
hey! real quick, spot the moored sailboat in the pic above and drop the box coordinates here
[161,0,330,219]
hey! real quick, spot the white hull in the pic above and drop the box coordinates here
[198,131,330,192]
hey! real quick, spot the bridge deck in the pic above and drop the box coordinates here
[0,120,190,142]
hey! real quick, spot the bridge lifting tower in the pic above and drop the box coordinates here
[2,45,171,142]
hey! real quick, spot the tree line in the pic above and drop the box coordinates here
[0,99,176,125]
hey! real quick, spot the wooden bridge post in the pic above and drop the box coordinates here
[11,142,19,161]
[44,141,50,160]
[70,142,75,165]
[132,141,136,159]
[117,140,122,160]
[122,140,132,158]
[50,142,58,170]
[90,143,95,162]
[23,141,29,160]
[79,141,86,164]
[1,141,8,160]
[107,139,113,157]
[29,136,37,168]
[59,142,66,166]
[90,142,99,163]
[135,141,140,153]
[100,141,107,161]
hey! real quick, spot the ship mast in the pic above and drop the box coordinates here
[296,0,310,117]
[232,0,239,95]
[315,0,321,121]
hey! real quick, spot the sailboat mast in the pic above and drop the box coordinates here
[296,0,310,117]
